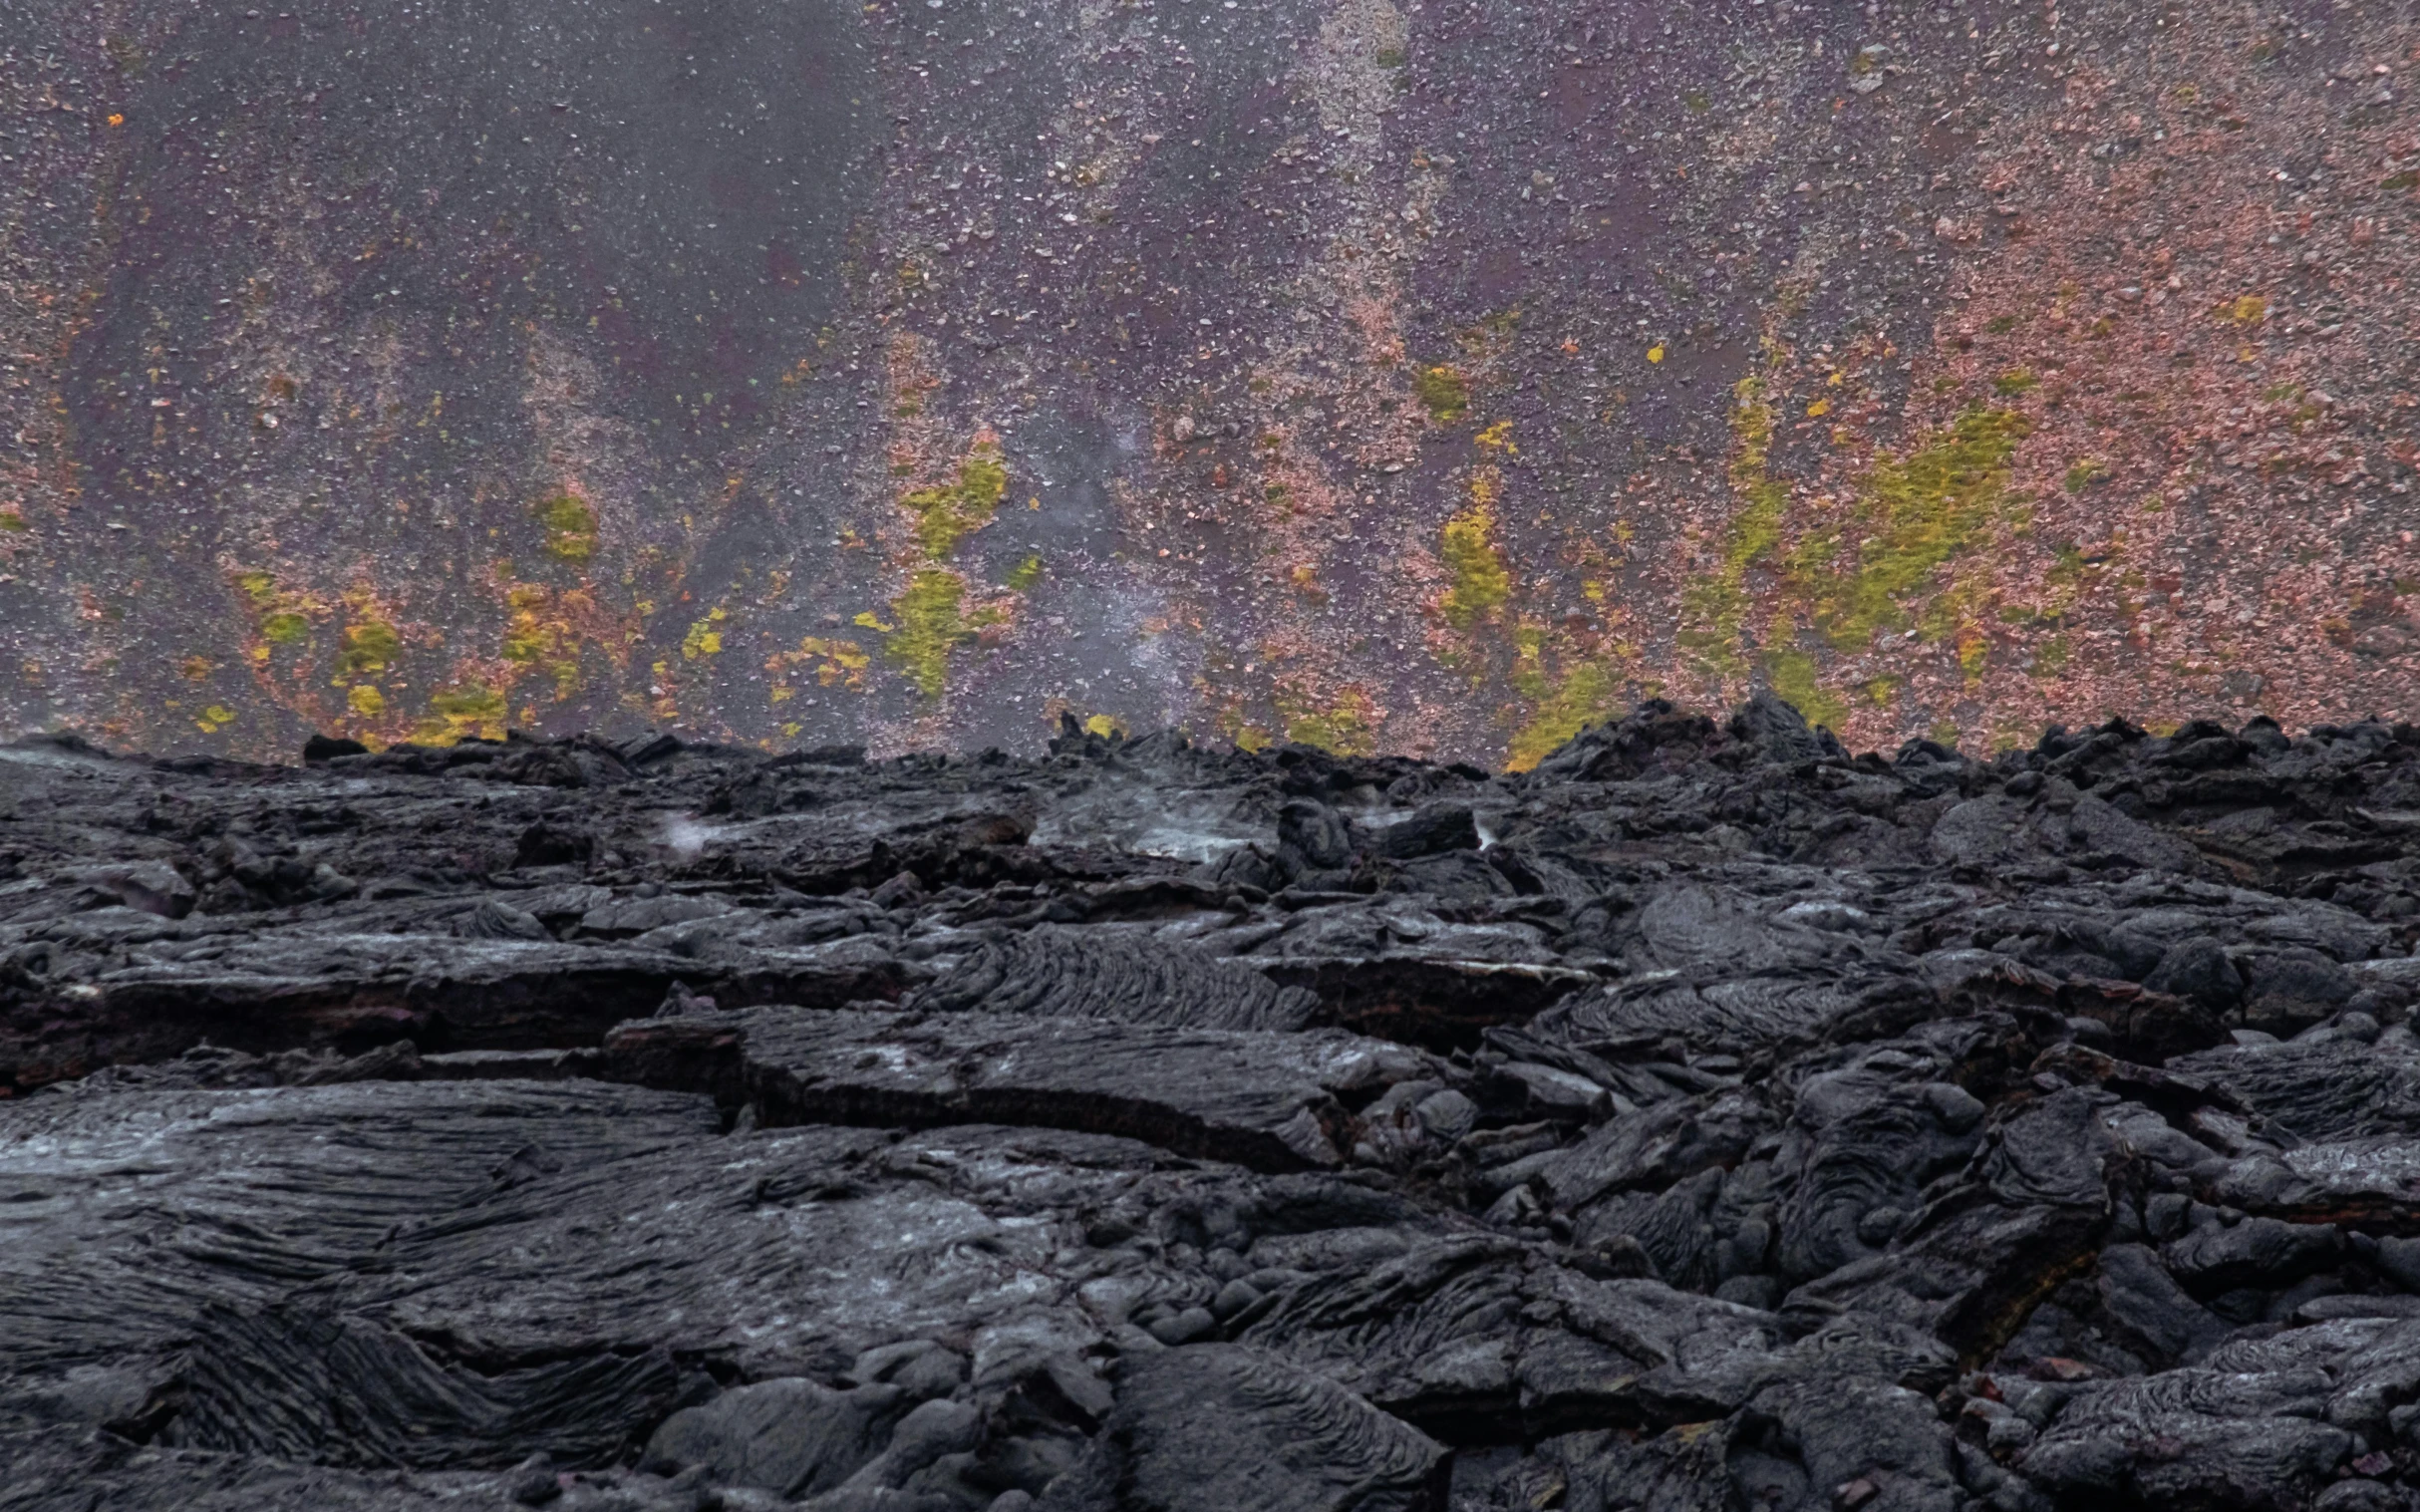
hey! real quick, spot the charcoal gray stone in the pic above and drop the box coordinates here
[610,1005,1431,1171]
[2143,936,2245,1010]
[2162,1216,2345,1295]
[1038,1346,1447,1512]
[644,1376,909,1496]
[909,924,1321,1032]
[2244,947,2362,1034]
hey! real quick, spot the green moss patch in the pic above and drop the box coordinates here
[1807,406,2029,650]
[1762,649,1847,732]
[337,619,401,675]
[417,683,508,744]
[537,494,598,560]
[1413,366,1470,425]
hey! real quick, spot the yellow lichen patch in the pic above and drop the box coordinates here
[1437,502,1512,630]
[347,684,386,717]
[2218,294,2269,326]
[767,636,870,691]
[681,608,728,660]
[1474,419,1516,453]
[901,439,1009,561]
[1081,713,1126,739]
[1761,649,1848,732]
[1506,658,1622,772]
[496,583,588,699]
[1956,624,1990,683]
[1677,376,1790,683]
[536,493,599,560]
[196,705,236,733]
[178,656,211,681]
[1005,553,1043,592]
[885,567,972,700]
[1208,691,1273,754]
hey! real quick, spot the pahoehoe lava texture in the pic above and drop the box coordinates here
[8,696,2420,1510]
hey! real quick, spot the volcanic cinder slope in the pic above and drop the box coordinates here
[5,697,2420,1510]
[2,0,2418,761]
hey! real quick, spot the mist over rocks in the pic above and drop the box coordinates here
[6,695,2420,1510]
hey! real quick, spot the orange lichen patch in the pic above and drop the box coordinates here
[1884,18,2420,746]
[767,636,870,693]
[1333,292,1425,473]
[1346,294,1406,366]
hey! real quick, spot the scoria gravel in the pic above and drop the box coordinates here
[7,697,2420,1511]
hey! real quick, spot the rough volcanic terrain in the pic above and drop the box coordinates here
[4,0,2419,762]
[7,697,2420,1509]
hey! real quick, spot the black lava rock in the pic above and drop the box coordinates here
[5,700,2420,1512]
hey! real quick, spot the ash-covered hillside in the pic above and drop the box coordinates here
[5,0,2417,761]
[6,697,2420,1511]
